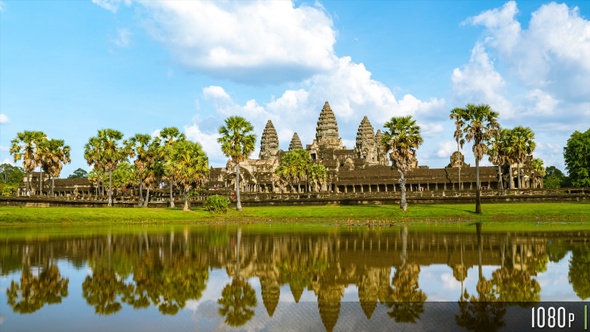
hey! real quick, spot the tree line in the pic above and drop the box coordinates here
[6,109,590,213]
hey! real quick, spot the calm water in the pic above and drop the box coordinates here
[1,223,589,332]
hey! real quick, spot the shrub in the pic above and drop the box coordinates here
[203,195,230,214]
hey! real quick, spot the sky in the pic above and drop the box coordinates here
[1,0,590,177]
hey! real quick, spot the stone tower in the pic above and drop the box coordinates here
[289,132,303,151]
[259,120,279,160]
[315,101,342,150]
[355,116,377,164]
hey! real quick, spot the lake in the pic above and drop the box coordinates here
[1,223,589,331]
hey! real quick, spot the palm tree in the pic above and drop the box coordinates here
[40,139,71,196]
[381,116,423,211]
[85,129,127,206]
[453,104,500,214]
[275,149,312,193]
[218,116,256,211]
[450,108,467,190]
[309,164,327,192]
[127,134,153,206]
[487,130,507,193]
[84,136,104,198]
[160,127,186,208]
[508,126,536,189]
[141,137,165,207]
[167,140,209,211]
[10,131,46,195]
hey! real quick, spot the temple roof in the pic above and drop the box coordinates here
[356,116,375,151]
[288,132,303,151]
[259,120,279,159]
[315,102,341,149]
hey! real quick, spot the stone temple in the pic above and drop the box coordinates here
[207,101,544,195]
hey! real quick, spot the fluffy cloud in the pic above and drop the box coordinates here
[436,141,457,159]
[451,43,514,119]
[115,0,337,84]
[0,113,9,124]
[453,1,590,170]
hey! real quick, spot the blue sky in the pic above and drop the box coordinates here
[2,0,590,177]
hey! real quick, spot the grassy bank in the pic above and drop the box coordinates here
[1,202,589,226]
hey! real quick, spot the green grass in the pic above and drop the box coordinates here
[1,202,589,226]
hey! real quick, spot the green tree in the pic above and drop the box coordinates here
[309,164,327,192]
[39,139,71,196]
[112,162,135,195]
[10,131,47,195]
[450,107,467,190]
[564,128,590,187]
[126,134,153,207]
[275,149,312,193]
[508,126,536,189]
[68,168,88,179]
[85,129,127,206]
[0,163,25,196]
[218,116,256,211]
[160,127,186,208]
[381,116,423,211]
[544,166,566,188]
[167,140,209,211]
[452,104,500,214]
[487,130,509,192]
[569,246,590,300]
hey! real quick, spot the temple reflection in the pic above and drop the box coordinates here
[2,225,589,331]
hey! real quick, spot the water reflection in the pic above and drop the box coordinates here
[1,223,589,331]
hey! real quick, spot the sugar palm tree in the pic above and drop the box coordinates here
[167,140,209,211]
[10,131,47,195]
[40,139,71,196]
[127,134,153,206]
[84,136,104,197]
[309,164,327,192]
[381,116,423,211]
[450,107,467,190]
[453,104,500,214]
[160,127,186,208]
[275,149,312,193]
[85,129,127,206]
[487,129,508,193]
[141,137,165,207]
[218,116,256,211]
[508,126,536,189]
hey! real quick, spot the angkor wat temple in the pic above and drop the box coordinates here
[208,101,544,196]
[14,101,544,201]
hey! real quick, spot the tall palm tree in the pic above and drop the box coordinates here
[141,137,165,207]
[160,127,186,208]
[453,104,500,214]
[10,131,46,195]
[218,116,256,211]
[450,108,467,190]
[85,129,127,206]
[84,136,104,197]
[509,126,536,189]
[40,139,71,196]
[168,140,209,211]
[381,116,423,211]
[127,134,153,207]
[309,164,327,192]
[487,129,508,193]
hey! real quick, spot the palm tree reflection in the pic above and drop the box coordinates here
[218,228,257,327]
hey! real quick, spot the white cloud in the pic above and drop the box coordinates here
[91,0,130,13]
[436,141,456,159]
[0,113,9,124]
[184,123,223,166]
[202,86,231,102]
[132,0,337,84]
[150,129,160,138]
[451,43,514,118]
[112,28,132,48]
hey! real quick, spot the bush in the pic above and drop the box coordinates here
[203,195,230,214]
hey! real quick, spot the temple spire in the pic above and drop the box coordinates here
[259,120,279,159]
